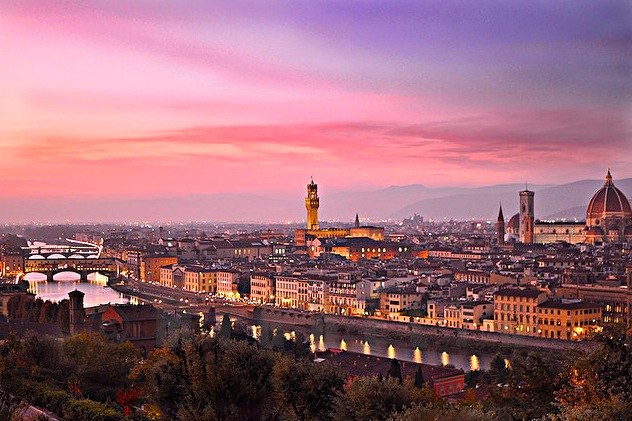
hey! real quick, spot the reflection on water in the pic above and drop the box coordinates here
[27,272,129,307]
[441,351,450,366]
[413,347,423,364]
[340,339,347,351]
[246,324,493,371]
[251,325,260,340]
[387,344,396,359]
[470,355,480,371]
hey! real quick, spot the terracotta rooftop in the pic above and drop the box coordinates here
[316,349,464,383]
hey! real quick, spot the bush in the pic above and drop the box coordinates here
[63,399,122,421]
[38,388,71,415]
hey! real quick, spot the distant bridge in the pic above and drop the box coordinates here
[21,244,123,281]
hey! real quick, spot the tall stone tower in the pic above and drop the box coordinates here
[496,204,505,245]
[519,189,535,244]
[68,289,85,335]
[305,178,320,230]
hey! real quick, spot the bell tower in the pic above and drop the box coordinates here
[497,204,505,245]
[305,178,319,230]
[519,188,535,244]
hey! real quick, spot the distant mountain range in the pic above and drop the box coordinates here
[2,178,631,223]
[386,178,632,222]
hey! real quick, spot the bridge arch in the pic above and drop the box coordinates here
[28,254,45,260]
[52,270,82,282]
[23,272,48,281]
[47,253,67,259]
[68,254,85,259]
[87,271,111,283]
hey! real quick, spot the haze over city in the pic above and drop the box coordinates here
[1,1,630,223]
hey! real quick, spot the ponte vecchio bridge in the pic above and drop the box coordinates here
[22,242,124,281]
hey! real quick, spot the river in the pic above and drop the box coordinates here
[25,271,131,307]
[247,322,492,372]
[24,271,492,371]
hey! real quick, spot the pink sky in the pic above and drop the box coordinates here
[0,1,630,207]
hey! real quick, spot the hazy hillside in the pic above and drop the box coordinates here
[391,178,632,221]
[2,178,630,223]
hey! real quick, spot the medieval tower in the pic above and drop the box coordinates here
[519,189,535,244]
[305,178,320,230]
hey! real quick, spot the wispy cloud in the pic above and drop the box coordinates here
[0,1,629,209]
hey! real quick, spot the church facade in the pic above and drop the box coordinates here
[499,170,632,246]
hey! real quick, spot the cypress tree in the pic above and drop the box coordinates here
[414,365,425,388]
[387,358,403,384]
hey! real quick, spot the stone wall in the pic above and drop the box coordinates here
[238,306,593,351]
[322,313,592,351]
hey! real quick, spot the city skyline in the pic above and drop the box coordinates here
[1,1,630,220]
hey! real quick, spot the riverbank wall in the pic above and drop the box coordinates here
[249,306,593,352]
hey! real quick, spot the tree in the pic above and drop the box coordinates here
[555,324,632,416]
[139,336,280,421]
[220,314,232,340]
[332,377,414,421]
[272,330,287,351]
[0,387,23,421]
[414,365,425,389]
[62,333,140,402]
[272,356,344,421]
[391,403,497,421]
[488,353,509,384]
[259,324,273,349]
[387,358,403,384]
[485,351,562,420]
[204,307,216,330]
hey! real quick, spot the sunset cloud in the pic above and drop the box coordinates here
[0,0,629,219]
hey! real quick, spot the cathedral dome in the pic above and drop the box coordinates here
[507,213,520,230]
[586,170,632,218]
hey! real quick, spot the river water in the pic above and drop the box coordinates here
[24,271,491,371]
[25,271,130,307]
[248,323,492,372]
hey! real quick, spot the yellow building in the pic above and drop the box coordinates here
[159,264,176,287]
[215,270,240,298]
[327,279,358,315]
[493,288,547,335]
[274,276,309,309]
[275,275,300,308]
[378,285,423,320]
[1,252,23,277]
[160,265,217,293]
[141,255,177,283]
[184,266,216,293]
[536,300,602,340]
[250,273,275,304]
[444,301,494,329]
